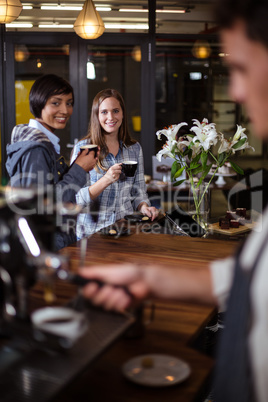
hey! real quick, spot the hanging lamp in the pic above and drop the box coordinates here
[192,40,211,59]
[14,44,29,62]
[0,0,22,24]
[74,0,105,40]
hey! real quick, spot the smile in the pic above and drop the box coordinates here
[55,117,67,123]
[106,121,117,125]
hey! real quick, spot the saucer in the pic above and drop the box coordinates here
[122,354,191,387]
[124,213,151,223]
[99,226,130,237]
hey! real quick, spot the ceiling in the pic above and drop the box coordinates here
[6,0,217,34]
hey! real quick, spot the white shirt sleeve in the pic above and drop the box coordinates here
[209,256,236,311]
[75,186,91,206]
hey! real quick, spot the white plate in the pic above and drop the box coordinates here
[122,354,191,387]
[208,172,236,177]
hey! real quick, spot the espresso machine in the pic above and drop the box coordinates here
[0,187,134,402]
[0,187,72,330]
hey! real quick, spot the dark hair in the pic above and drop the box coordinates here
[84,88,136,171]
[29,74,74,118]
[214,0,268,49]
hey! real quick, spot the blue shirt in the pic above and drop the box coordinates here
[71,139,150,239]
[29,119,61,154]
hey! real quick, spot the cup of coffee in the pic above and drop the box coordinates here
[80,144,98,158]
[31,306,88,348]
[121,161,138,177]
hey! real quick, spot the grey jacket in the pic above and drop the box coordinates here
[6,124,87,250]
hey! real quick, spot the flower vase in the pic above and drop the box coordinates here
[188,182,210,231]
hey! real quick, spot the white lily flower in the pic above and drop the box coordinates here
[155,119,254,195]
[156,141,174,161]
[156,122,188,161]
[177,135,201,157]
[156,122,188,142]
[177,135,192,151]
[233,124,246,141]
[218,134,231,154]
[190,118,218,151]
[218,126,255,154]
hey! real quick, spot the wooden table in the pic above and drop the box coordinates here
[50,229,238,402]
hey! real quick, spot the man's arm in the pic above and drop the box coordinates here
[79,263,217,312]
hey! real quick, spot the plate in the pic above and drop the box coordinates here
[208,221,255,236]
[122,354,191,387]
[208,171,236,177]
[99,226,130,237]
[124,213,151,223]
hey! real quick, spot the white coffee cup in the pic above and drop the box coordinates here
[31,306,88,347]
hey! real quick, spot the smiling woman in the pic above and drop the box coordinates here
[70,88,159,239]
[5,74,99,250]
[36,93,74,132]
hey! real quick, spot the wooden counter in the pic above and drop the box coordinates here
[50,230,238,402]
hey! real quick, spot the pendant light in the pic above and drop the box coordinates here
[14,44,29,62]
[192,40,211,59]
[0,0,22,24]
[74,0,105,40]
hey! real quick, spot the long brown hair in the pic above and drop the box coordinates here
[83,88,136,171]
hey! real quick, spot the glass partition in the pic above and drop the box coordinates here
[86,44,141,142]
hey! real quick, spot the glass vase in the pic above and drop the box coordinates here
[188,182,210,231]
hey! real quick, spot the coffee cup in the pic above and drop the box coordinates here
[121,161,138,177]
[31,306,88,348]
[80,144,98,158]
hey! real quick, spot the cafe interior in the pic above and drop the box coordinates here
[0,0,267,401]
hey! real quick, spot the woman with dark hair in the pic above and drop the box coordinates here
[6,74,98,250]
[71,88,158,239]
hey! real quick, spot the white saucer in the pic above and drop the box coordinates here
[122,354,191,387]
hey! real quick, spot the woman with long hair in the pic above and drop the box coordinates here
[71,88,158,239]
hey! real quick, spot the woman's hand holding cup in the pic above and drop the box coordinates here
[105,163,122,184]
[75,145,99,172]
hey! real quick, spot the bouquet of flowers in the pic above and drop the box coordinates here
[156,118,255,228]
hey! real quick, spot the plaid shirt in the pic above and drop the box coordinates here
[71,140,150,239]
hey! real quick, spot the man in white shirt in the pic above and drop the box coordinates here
[79,0,268,400]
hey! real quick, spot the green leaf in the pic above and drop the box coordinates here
[230,161,244,175]
[201,152,208,169]
[191,166,203,175]
[186,149,193,160]
[172,179,186,187]
[232,138,247,150]
[197,163,213,186]
[218,152,226,166]
[174,166,186,179]
[171,143,178,153]
[188,163,201,171]
[171,161,180,181]
[192,153,201,165]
